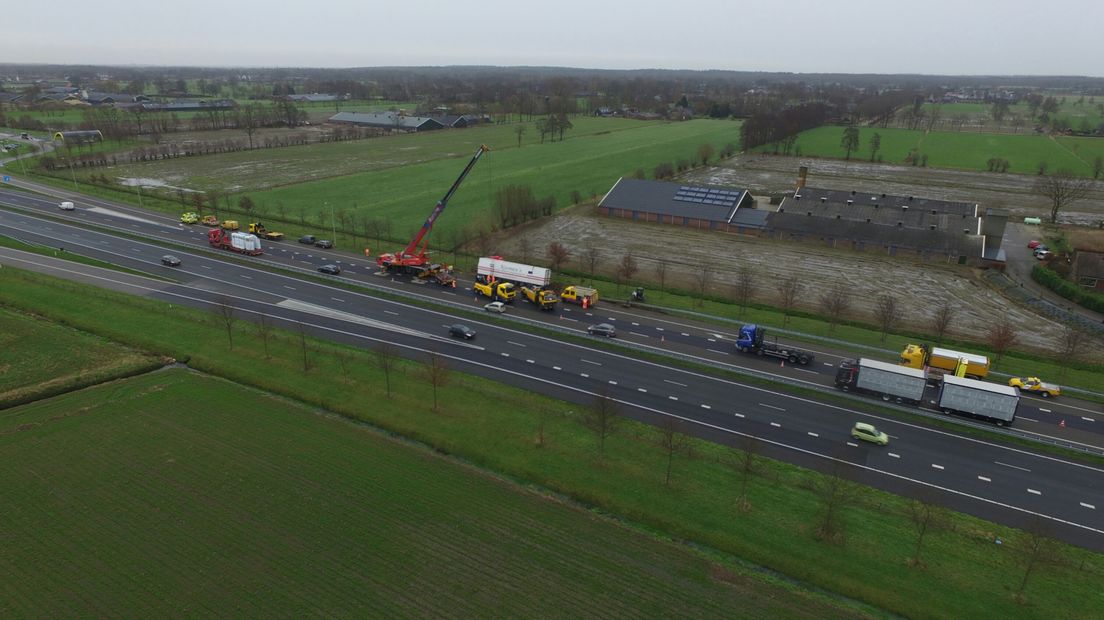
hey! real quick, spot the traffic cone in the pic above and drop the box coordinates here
[1059,419,1066,428]
[661,334,664,342]
[780,360,785,367]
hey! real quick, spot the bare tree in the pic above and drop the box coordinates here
[777,276,800,328]
[1016,517,1061,597]
[733,434,760,512]
[1033,170,1095,223]
[813,457,856,544]
[986,319,1018,368]
[820,284,851,333]
[657,417,687,486]
[583,244,601,277]
[653,259,668,299]
[695,265,713,307]
[516,234,533,263]
[873,295,899,342]
[583,390,620,462]
[423,352,450,413]
[1058,324,1085,381]
[256,313,274,359]
[547,242,570,271]
[216,296,236,350]
[906,493,949,566]
[298,323,312,372]
[514,123,526,147]
[616,252,639,291]
[374,342,399,398]
[734,265,755,317]
[929,300,956,344]
[697,143,715,166]
[336,348,353,384]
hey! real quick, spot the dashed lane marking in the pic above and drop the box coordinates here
[770,422,781,428]
[1028,489,1042,496]
[932,464,945,470]
[979,476,991,482]
[664,379,687,387]
[760,403,785,412]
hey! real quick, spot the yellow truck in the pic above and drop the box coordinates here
[899,344,990,380]
[221,220,240,231]
[201,215,220,227]
[248,222,285,241]
[474,280,516,302]
[560,285,598,308]
[520,284,559,311]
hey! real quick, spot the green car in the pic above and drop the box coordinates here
[851,422,889,446]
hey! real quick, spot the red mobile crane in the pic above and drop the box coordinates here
[376,144,489,272]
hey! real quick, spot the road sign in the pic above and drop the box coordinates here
[2,176,10,183]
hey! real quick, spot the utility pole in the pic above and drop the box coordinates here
[136,182,144,209]
[68,159,78,191]
[329,202,336,243]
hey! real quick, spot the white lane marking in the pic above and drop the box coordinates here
[702,404,712,410]
[823,362,834,367]
[1017,416,1039,422]
[1082,502,1096,510]
[581,359,602,366]
[201,265,212,269]
[560,316,579,322]
[995,461,1031,473]
[607,317,616,321]
[580,373,589,378]
[284,285,296,290]
[507,341,527,348]
[793,368,818,374]
[240,274,252,279]
[526,359,535,364]
[1082,417,1096,423]
[932,464,945,470]
[609,380,617,385]
[770,422,781,428]
[552,366,562,371]
[888,452,901,459]
[585,312,593,316]
[130,248,141,252]
[1039,408,1051,413]
[331,297,344,302]
[760,403,785,412]
[1028,489,1042,496]
[384,310,398,316]
[664,379,687,387]
[669,395,678,401]
[733,412,745,418]
[978,476,991,482]
[707,349,731,355]
[681,332,690,337]
[501,353,509,357]
[656,327,664,331]
[638,387,647,393]
[846,441,859,447]
[632,322,640,326]
[707,338,716,343]
[807,431,818,438]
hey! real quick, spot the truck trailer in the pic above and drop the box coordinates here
[937,375,1019,426]
[835,358,927,404]
[476,257,552,287]
[735,325,815,365]
[900,343,990,380]
[207,229,263,256]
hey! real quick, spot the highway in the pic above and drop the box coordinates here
[2,187,1103,550]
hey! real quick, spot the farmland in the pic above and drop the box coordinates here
[0,369,862,618]
[754,126,1104,177]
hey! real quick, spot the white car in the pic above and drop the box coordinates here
[483,301,507,314]
[58,201,75,211]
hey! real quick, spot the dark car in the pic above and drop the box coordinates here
[318,264,341,275]
[160,255,182,267]
[298,235,317,244]
[587,323,617,338]
[315,239,334,249]
[448,323,476,340]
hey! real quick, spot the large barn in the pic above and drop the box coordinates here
[328,111,444,132]
[598,178,767,233]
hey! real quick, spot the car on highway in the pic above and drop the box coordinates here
[851,422,889,446]
[1008,376,1060,398]
[58,201,75,211]
[317,264,341,275]
[315,239,334,249]
[483,301,507,314]
[180,212,199,224]
[160,255,182,267]
[298,235,317,244]
[448,323,476,340]
[587,323,617,338]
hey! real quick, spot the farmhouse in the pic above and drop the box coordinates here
[768,185,1007,266]
[53,130,104,145]
[286,93,343,102]
[328,111,444,132]
[598,178,766,233]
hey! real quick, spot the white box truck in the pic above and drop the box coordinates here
[938,375,1019,426]
[835,358,927,404]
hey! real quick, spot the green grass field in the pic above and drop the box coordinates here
[1,265,1102,619]
[923,98,1104,131]
[0,306,161,407]
[2,370,858,618]
[760,126,1104,177]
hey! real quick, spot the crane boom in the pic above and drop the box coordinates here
[401,144,489,258]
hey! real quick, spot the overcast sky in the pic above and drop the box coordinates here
[3,0,1098,76]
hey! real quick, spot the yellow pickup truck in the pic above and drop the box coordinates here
[1008,377,1061,398]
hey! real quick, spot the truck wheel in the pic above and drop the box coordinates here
[995,420,1006,427]
[756,349,764,357]
[840,385,849,392]
[788,354,798,364]
[881,393,891,401]
[1041,392,1050,398]
[798,355,810,365]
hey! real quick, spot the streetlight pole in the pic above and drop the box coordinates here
[68,159,78,191]
[329,202,336,243]
[136,182,144,209]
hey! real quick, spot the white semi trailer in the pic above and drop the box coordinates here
[835,358,927,404]
[938,375,1019,426]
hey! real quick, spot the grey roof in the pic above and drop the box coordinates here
[85,92,141,104]
[140,99,234,111]
[329,111,444,130]
[779,198,979,230]
[287,93,340,102]
[599,178,758,225]
[794,187,977,218]
[765,211,984,255]
[0,92,23,103]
